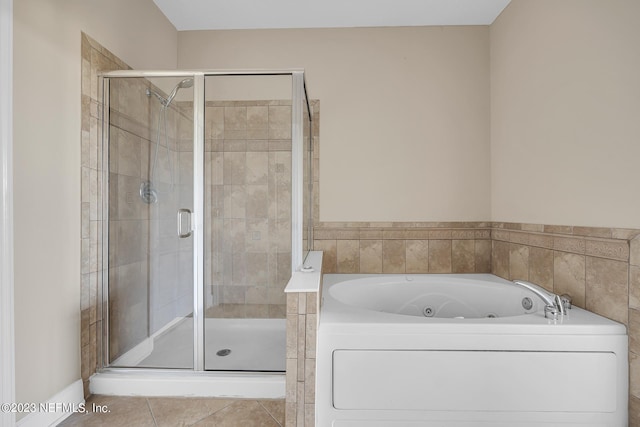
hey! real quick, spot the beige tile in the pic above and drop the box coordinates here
[585,239,629,262]
[314,240,336,273]
[224,106,247,131]
[193,400,281,426]
[492,240,509,279]
[632,394,640,427]
[304,403,315,427]
[297,315,306,375]
[59,395,155,427]
[206,106,224,139]
[528,247,553,291]
[632,266,640,310]
[452,240,475,273]
[359,240,383,273]
[286,293,298,314]
[632,236,640,267]
[382,240,406,273]
[246,152,269,185]
[406,240,428,273]
[510,231,529,245]
[475,240,492,273]
[297,293,307,315]
[306,293,317,314]
[285,402,296,427]
[246,185,269,218]
[509,244,529,281]
[248,106,269,129]
[573,226,612,239]
[306,314,317,359]
[337,240,359,273]
[285,358,297,402]
[269,105,292,139]
[259,400,285,426]
[147,397,234,427]
[632,352,640,399]
[553,236,586,254]
[528,233,554,249]
[544,224,573,235]
[304,359,316,403]
[429,240,452,273]
[223,152,246,185]
[631,309,640,355]
[586,256,628,324]
[553,252,586,308]
[286,314,297,359]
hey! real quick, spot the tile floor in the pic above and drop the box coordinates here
[58,395,284,427]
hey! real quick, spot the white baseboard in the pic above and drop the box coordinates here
[16,379,84,427]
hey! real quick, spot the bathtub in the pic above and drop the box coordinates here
[316,274,628,426]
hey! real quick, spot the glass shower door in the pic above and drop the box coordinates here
[106,76,195,369]
[202,75,291,372]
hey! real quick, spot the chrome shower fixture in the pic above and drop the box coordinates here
[145,78,194,107]
[139,180,158,204]
[141,77,193,203]
[166,78,194,106]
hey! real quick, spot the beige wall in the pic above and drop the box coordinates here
[178,27,491,223]
[13,0,176,409]
[490,0,640,229]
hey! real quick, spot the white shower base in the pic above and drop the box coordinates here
[140,317,285,371]
[111,317,285,371]
[91,317,286,398]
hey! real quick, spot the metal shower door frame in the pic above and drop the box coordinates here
[99,69,310,373]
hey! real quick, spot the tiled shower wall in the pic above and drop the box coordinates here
[204,100,293,319]
[81,32,128,396]
[83,32,194,377]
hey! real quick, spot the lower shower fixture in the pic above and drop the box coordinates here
[139,180,158,204]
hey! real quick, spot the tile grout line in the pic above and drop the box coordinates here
[186,398,236,426]
[145,398,159,427]
[257,400,284,427]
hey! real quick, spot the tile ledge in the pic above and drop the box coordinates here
[285,251,323,293]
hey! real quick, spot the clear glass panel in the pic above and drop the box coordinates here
[203,75,291,371]
[106,76,194,369]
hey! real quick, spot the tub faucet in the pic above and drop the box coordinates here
[512,280,571,319]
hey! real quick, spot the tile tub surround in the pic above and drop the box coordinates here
[313,222,493,275]
[312,221,640,425]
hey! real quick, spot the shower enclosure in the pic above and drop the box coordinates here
[98,71,312,378]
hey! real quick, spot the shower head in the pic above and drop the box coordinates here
[165,78,194,106]
[146,78,194,107]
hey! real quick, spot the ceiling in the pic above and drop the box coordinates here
[153,0,512,31]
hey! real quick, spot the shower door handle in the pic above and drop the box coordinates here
[177,208,193,238]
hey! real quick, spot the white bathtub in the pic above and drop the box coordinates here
[316,274,628,427]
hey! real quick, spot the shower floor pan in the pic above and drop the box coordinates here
[112,317,286,371]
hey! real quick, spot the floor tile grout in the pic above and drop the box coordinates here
[145,398,159,427]
[257,400,284,427]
